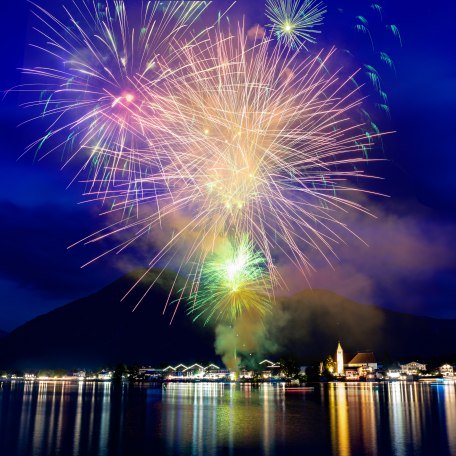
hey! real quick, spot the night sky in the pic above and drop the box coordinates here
[0,0,455,331]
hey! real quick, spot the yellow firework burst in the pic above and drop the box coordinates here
[120,24,383,282]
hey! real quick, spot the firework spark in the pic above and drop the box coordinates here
[87,24,384,303]
[18,0,209,198]
[18,2,387,321]
[188,236,272,324]
[332,3,402,120]
[265,0,326,49]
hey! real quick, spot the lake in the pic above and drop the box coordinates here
[0,381,455,455]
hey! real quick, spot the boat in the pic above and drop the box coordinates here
[284,386,315,393]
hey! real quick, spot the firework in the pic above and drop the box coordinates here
[265,0,326,49]
[266,1,400,127]
[18,2,387,321]
[18,0,209,199]
[333,3,402,120]
[188,236,272,324]
[153,26,380,273]
[89,24,384,302]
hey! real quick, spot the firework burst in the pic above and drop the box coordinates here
[115,24,384,285]
[265,0,326,49]
[18,0,209,198]
[17,3,388,322]
[188,236,272,324]
[78,23,386,322]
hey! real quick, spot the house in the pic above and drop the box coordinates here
[386,364,402,380]
[183,364,205,379]
[174,364,189,375]
[439,364,454,377]
[347,352,378,377]
[204,364,230,380]
[259,359,282,379]
[162,365,177,375]
[345,369,360,381]
[98,370,113,381]
[400,362,426,375]
[160,363,230,380]
[163,364,188,379]
[139,367,164,380]
[72,371,86,380]
[239,369,254,379]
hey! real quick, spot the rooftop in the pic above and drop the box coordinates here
[349,352,376,365]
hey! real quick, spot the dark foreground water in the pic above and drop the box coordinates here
[0,381,455,455]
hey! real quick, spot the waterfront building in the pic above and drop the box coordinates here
[163,364,188,379]
[173,364,189,375]
[239,369,254,379]
[159,363,230,380]
[336,342,344,376]
[439,364,454,377]
[259,359,282,379]
[98,371,113,381]
[259,359,280,369]
[139,367,164,380]
[72,371,86,380]
[183,364,205,379]
[203,364,230,380]
[262,370,273,380]
[386,364,402,380]
[400,362,426,375]
[347,352,377,377]
[345,369,360,381]
[162,365,178,376]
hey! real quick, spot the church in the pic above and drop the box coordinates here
[336,341,344,376]
[334,342,378,379]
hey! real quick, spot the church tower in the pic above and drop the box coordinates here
[336,341,344,376]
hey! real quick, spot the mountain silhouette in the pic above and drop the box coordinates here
[1,269,455,370]
[0,269,215,370]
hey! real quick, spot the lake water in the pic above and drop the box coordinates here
[0,381,455,455]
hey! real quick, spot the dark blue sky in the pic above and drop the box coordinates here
[0,0,455,330]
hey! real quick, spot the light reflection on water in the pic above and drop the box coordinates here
[159,383,286,455]
[0,381,456,455]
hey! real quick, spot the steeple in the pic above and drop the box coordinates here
[336,341,344,376]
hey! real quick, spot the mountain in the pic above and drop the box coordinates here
[0,269,215,370]
[1,269,455,370]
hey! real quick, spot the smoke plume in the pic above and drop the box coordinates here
[214,313,278,372]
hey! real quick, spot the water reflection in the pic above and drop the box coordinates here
[1,381,456,455]
[329,383,350,456]
[159,383,286,454]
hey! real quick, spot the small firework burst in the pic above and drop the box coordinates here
[265,0,326,49]
[188,236,272,324]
